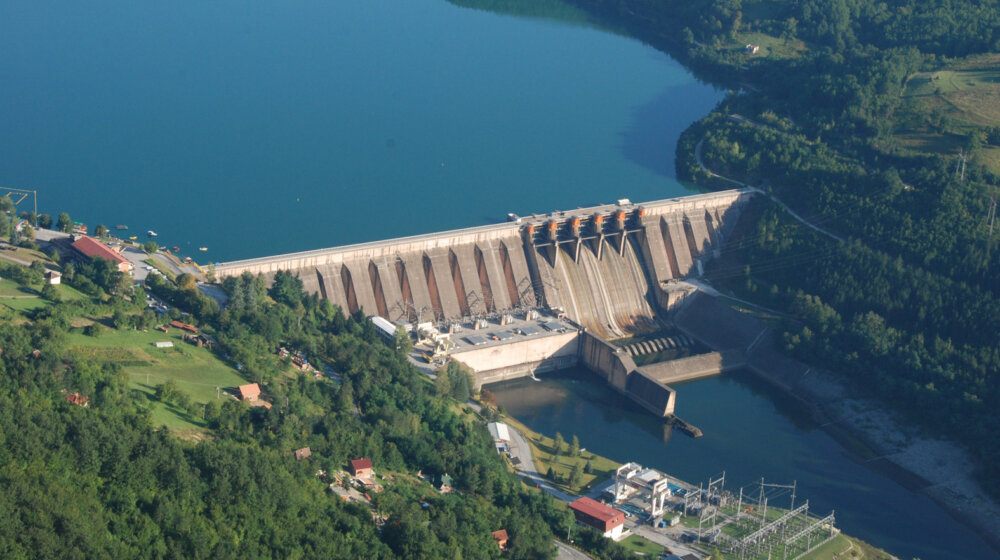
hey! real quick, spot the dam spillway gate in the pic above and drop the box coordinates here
[213,189,752,336]
[213,189,755,419]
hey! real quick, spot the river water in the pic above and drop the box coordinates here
[490,368,999,560]
[3,1,994,558]
[0,0,716,261]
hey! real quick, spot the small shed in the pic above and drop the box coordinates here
[153,341,173,349]
[45,271,61,285]
[294,447,312,461]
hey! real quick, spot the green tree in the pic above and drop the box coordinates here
[570,463,583,487]
[112,310,130,330]
[435,370,452,398]
[142,241,159,254]
[269,270,303,308]
[554,432,565,457]
[176,273,197,291]
[56,212,72,233]
[37,214,52,229]
[570,434,580,457]
[94,224,108,238]
[584,460,593,474]
[40,283,59,302]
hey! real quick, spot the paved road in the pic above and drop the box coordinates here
[507,425,576,502]
[554,540,595,560]
[0,251,32,267]
[694,138,842,242]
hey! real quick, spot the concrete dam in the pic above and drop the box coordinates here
[214,189,754,419]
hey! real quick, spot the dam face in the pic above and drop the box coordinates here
[213,189,752,335]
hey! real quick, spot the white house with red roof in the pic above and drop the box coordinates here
[568,497,625,539]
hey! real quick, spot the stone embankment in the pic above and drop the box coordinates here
[674,291,1000,552]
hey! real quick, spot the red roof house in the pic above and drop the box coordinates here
[65,393,90,407]
[491,529,509,550]
[349,458,373,478]
[568,497,625,539]
[294,447,312,461]
[71,236,132,274]
[238,383,261,401]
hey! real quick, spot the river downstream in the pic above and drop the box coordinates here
[489,368,999,560]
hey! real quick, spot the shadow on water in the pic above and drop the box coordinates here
[444,0,602,29]
[618,87,722,179]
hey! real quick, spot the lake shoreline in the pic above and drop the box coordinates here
[742,359,1000,555]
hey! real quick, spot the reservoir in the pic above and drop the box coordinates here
[490,368,1000,560]
[4,1,995,558]
[0,0,718,261]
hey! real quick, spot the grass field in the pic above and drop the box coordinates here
[67,327,248,435]
[502,415,620,494]
[731,31,807,60]
[617,534,665,557]
[896,53,1000,172]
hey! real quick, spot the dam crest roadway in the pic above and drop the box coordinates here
[214,189,755,421]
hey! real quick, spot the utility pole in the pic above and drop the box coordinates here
[988,195,997,236]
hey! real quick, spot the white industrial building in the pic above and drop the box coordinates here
[487,422,511,453]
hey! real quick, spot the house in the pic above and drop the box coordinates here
[65,393,90,407]
[438,473,453,494]
[349,458,373,479]
[71,235,133,274]
[568,497,625,539]
[238,383,261,401]
[491,529,508,550]
[294,447,312,461]
[45,271,61,285]
[745,43,760,54]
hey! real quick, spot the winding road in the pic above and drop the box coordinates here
[694,137,843,242]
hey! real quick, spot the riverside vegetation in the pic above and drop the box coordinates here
[556,0,1000,503]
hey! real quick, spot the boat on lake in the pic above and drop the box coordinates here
[147,230,158,237]
[115,225,128,230]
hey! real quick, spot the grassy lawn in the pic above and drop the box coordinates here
[895,54,1000,172]
[1,296,48,313]
[0,279,35,297]
[731,31,807,60]
[67,326,249,434]
[618,534,665,557]
[502,415,620,494]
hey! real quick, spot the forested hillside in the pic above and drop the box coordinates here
[0,264,595,559]
[565,0,1000,496]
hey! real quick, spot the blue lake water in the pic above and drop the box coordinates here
[5,1,994,558]
[0,0,718,261]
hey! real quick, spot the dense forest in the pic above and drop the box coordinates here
[562,0,1000,495]
[0,262,655,559]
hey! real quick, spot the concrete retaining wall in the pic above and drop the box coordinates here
[637,349,746,384]
[579,331,635,393]
[453,331,580,389]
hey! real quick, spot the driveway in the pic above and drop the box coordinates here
[507,425,575,502]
